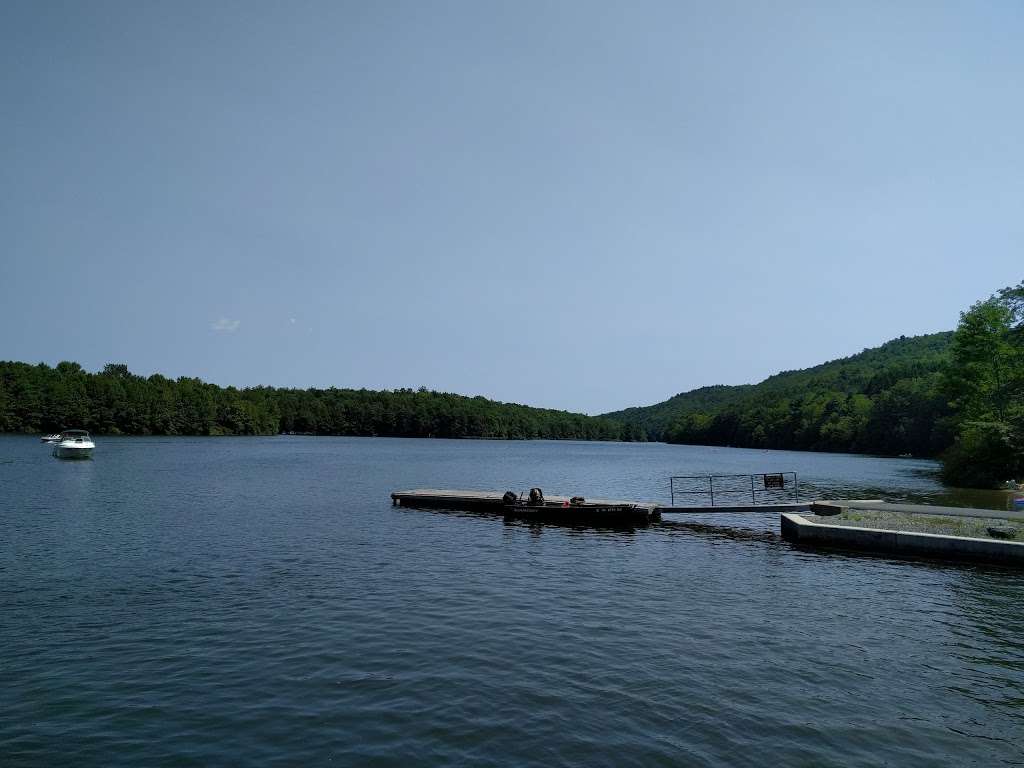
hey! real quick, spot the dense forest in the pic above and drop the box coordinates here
[604,280,1024,488]
[602,333,955,457]
[939,282,1024,487]
[0,362,640,441]
[3,282,1021,488]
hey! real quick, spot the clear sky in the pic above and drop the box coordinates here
[2,1,1021,414]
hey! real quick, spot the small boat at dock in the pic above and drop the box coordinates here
[502,502,649,526]
[501,488,652,526]
[52,430,95,459]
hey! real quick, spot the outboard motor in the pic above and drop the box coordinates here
[502,490,518,506]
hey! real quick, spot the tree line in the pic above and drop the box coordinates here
[602,280,1024,488]
[3,281,1021,487]
[603,332,954,457]
[940,282,1023,487]
[661,338,954,458]
[0,362,643,442]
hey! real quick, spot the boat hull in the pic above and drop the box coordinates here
[52,444,94,459]
[503,504,654,527]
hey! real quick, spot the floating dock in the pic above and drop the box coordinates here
[391,488,814,526]
[393,489,1024,565]
[391,488,661,526]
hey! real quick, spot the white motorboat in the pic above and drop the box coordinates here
[52,430,95,459]
[41,434,61,443]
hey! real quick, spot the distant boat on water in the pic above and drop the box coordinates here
[51,430,95,459]
[41,433,61,443]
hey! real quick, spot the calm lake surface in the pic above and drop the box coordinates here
[2,436,1022,766]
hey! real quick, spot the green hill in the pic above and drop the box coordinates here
[602,332,954,457]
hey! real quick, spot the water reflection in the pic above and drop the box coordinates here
[657,519,780,545]
[939,571,1024,749]
[501,518,641,536]
[51,454,98,497]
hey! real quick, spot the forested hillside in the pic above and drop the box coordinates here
[3,281,1020,488]
[604,273,1024,490]
[603,333,954,457]
[0,362,639,441]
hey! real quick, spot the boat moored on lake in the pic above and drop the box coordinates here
[52,430,95,459]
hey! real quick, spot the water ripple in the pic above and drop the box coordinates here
[2,436,1024,766]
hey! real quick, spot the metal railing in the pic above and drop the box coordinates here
[669,472,799,507]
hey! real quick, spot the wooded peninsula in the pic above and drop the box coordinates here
[1,281,1020,488]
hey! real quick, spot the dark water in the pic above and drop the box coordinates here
[2,436,1022,766]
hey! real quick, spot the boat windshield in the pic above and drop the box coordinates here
[61,430,89,438]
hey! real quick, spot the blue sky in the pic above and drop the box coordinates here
[1,1,1021,414]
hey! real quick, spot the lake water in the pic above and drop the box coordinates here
[2,436,1022,766]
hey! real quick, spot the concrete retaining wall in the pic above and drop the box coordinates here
[781,513,1024,566]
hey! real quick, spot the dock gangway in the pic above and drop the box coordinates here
[668,472,799,508]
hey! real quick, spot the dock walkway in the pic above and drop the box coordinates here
[393,489,1023,564]
[392,488,659,525]
[391,488,814,525]
[391,488,656,510]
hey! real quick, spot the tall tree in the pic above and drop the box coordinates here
[941,281,1024,487]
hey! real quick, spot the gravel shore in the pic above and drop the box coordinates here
[805,508,1024,540]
